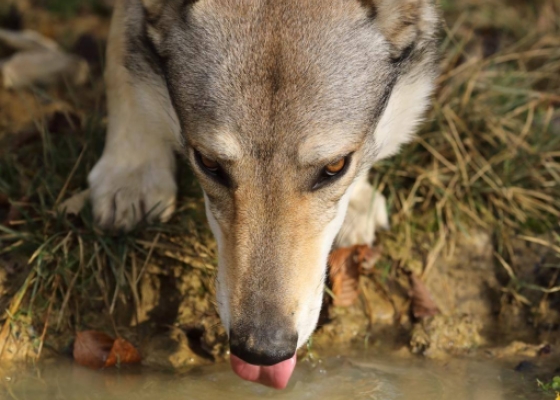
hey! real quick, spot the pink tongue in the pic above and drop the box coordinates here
[230,354,297,390]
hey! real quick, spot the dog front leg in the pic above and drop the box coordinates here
[334,174,389,248]
[88,0,181,231]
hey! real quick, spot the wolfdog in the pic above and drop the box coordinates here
[88,0,439,389]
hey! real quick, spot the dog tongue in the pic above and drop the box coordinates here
[230,354,297,390]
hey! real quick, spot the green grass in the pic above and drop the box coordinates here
[0,96,217,358]
[537,376,560,397]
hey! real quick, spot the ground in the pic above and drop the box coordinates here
[0,0,559,395]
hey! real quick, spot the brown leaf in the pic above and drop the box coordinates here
[73,330,114,369]
[0,28,59,52]
[329,247,358,307]
[57,189,90,216]
[407,272,440,319]
[105,337,142,367]
[329,245,380,307]
[354,245,383,273]
[2,49,89,89]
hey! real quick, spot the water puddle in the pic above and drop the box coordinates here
[2,351,542,400]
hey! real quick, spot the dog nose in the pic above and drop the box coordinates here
[229,326,298,366]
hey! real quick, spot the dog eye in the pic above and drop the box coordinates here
[324,158,346,176]
[199,153,219,173]
[194,149,220,174]
[193,149,233,187]
[194,149,226,179]
[312,154,352,191]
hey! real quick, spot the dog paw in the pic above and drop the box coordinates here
[88,156,177,231]
[335,178,389,248]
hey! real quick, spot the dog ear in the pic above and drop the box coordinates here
[140,0,166,21]
[141,0,199,16]
[140,0,199,47]
[362,0,438,60]
[141,0,199,22]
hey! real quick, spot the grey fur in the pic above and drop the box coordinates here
[90,0,440,360]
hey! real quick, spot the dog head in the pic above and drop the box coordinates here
[139,0,439,374]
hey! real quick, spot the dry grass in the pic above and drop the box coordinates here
[0,0,559,359]
[375,0,560,294]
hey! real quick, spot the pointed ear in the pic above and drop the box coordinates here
[141,0,199,20]
[365,0,439,58]
[140,0,166,21]
[140,0,199,47]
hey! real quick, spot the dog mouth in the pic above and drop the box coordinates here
[230,354,297,389]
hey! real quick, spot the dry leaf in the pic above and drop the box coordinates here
[0,28,60,52]
[354,245,382,273]
[57,189,90,216]
[73,330,114,369]
[406,272,440,319]
[73,331,142,369]
[2,50,90,89]
[0,28,89,89]
[105,337,142,367]
[328,245,381,307]
[329,247,358,307]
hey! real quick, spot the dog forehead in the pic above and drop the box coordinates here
[165,0,393,150]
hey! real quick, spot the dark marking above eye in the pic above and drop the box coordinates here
[356,0,378,19]
[182,0,199,8]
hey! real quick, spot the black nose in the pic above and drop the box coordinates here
[229,326,298,366]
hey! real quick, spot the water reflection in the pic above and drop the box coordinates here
[2,351,542,400]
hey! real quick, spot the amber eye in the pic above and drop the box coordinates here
[312,153,352,191]
[324,157,346,176]
[199,153,219,172]
[194,150,232,187]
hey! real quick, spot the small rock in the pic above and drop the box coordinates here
[538,344,552,356]
[514,360,536,372]
[140,328,209,370]
[410,314,484,359]
[492,341,544,358]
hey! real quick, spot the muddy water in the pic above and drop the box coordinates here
[2,351,541,400]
